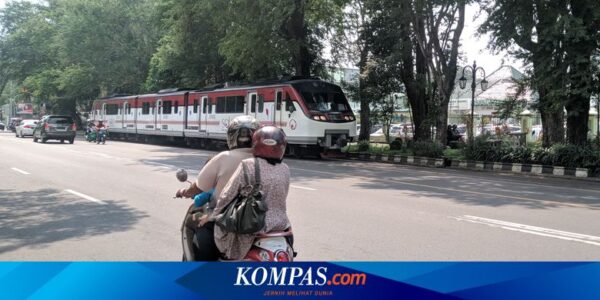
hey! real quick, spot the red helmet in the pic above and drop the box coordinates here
[252,126,287,160]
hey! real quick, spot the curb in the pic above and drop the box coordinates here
[346,152,445,168]
[344,152,598,180]
[449,160,595,179]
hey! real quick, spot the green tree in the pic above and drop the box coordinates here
[363,0,465,143]
[144,0,230,91]
[213,0,338,80]
[481,0,600,146]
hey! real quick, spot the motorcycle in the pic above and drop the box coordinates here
[85,129,97,142]
[96,128,107,144]
[175,168,295,262]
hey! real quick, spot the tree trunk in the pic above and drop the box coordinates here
[565,95,590,145]
[565,0,594,145]
[435,105,448,145]
[400,12,430,142]
[288,0,310,76]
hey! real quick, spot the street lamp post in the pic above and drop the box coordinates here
[459,61,488,142]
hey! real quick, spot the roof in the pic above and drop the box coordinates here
[451,65,532,102]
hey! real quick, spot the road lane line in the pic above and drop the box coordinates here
[451,215,600,247]
[11,167,30,175]
[64,189,105,204]
[291,167,595,209]
[291,185,316,191]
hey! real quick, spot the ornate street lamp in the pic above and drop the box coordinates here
[459,61,488,142]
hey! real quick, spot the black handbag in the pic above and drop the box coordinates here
[216,158,268,234]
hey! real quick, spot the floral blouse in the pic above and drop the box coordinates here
[211,157,291,260]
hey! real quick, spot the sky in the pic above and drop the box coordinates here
[462,3,525,73]
[0,0,524,74]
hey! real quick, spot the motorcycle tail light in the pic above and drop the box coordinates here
[275,251,290,262]
[44,123,49,130]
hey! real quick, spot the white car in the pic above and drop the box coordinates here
[15,119,39,137]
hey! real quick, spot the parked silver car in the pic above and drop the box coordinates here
[15,119,39,137]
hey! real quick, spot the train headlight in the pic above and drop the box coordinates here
[313,116,320,120]
[319,115,327,121]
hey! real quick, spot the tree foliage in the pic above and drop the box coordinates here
[481,0,600,145]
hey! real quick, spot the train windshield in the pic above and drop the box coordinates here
[293,81,351,113]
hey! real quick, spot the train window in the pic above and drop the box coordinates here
[105,104,119,115]
[285,93,294,111]
[193,99,199,113]
[174,101,178,114]
[227,96,245,113]
[258,95,264,113]
[126,103,131,115]
[250,94,257,113]
[142,102,150,115]
[162,101,172,114]
[276,91,282,111]
[202,98,207,113]
[216,97,225,113]
[216,96,244,113]
[208,100,213,114]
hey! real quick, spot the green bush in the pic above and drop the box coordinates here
[389,138,403,150]
[357,140,370,152]
[464,135,515,162]
[464,137,600,171]
[411,141,444,158]
[541,143,600,169]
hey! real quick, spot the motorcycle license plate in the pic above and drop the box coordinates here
[253,237,288,252]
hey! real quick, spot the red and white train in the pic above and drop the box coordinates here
[90,77,357,155]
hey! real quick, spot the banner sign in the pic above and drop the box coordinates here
[16,103,33,115]
[0,262,598,300]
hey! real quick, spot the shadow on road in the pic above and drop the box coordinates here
[118,148,600,211]
[0,188,148,255]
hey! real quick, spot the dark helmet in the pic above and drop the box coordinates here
[227,116,260,150]
[252,126,287,160]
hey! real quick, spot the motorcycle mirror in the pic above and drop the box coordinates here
[176,169,188,182]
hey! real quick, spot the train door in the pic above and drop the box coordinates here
[122,102,128,128]
[101,103,106,121]
[248,92,269,123]
[183,94,189,129]
[155,99,162,130]
[247,92,257,117]
[201,95,209,132]
[273,90,283,127]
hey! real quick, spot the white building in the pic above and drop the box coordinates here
[449,65,532,124]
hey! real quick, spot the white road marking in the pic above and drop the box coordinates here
[452,215,600,247]
[64,189,105,204]
[290,185,316,191]
[11,167,30,175]
[142,161,199,174]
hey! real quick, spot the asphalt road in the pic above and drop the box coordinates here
[1,131,599,261]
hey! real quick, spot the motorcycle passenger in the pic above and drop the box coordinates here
[175,115,260,261]
[95,121,107,144]
[203,126,292,260]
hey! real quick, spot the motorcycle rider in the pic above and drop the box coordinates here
[175,115,260,260]
[95,120,107,144]
[201,126,292,260]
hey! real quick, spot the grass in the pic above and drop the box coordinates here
[442,148,466,160]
